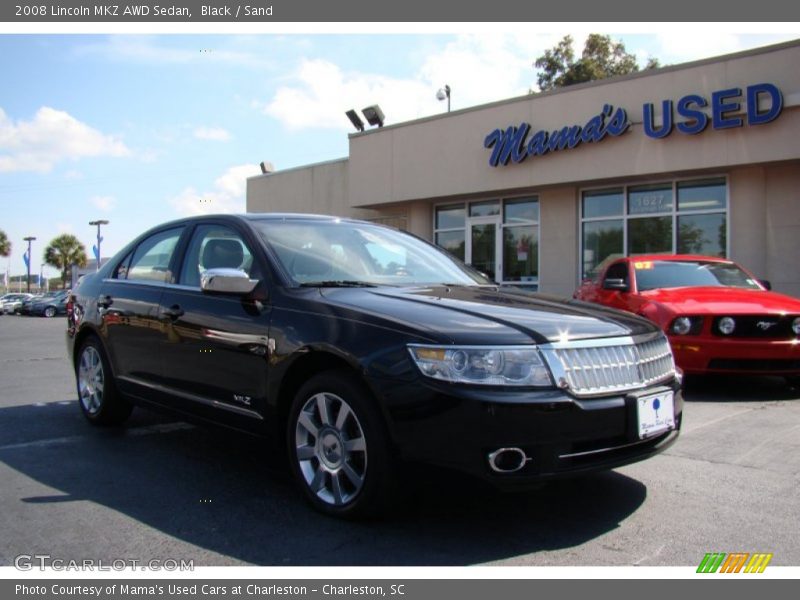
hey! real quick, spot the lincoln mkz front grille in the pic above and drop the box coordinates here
[540,333,676,397]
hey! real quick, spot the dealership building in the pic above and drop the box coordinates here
[247,39,800,298]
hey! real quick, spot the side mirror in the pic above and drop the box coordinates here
[759,279,772,291]
[201,268,259,295]
[602,278,629,292]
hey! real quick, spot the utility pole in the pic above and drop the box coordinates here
[23,236,36,293]
[89,220,109,270]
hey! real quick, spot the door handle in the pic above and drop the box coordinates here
[97,295,113,308]
[162,304,184,320]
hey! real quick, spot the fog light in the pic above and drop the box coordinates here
[718,317,736,335]
[793,317,800,336]
[671,317,693,335]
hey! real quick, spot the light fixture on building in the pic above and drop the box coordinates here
[345,109,365,132]
[361,105,385,128]
[436,84,451,112]
[260,161,275,174]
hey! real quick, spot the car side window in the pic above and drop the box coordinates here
[113,251,134,279]
[179,225,258,288]
[605,262,629,284]
[126,227,184,283]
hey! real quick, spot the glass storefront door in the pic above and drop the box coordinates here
[466,216,501,282]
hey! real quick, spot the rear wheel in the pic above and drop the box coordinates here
[76,337,132,426]
[44,306,56,318]
[287,371,394,519]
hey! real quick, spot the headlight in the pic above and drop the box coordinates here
[793,317,800,336]
[670,316,702,335]
[718,317,736,335]
[408,345,552,387]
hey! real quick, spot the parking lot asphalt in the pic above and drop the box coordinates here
[1,315,799,567]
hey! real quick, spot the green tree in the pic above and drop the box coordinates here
[534,34,660,92]
[44,234,88,287]
[0,229,11,258]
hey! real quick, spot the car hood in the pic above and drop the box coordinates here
[640,286,800,315]
[320,285,656,345]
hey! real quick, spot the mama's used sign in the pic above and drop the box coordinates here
[484,83,783,168]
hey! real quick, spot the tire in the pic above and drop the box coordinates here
[44,306,56,318]
[786,376,800,389]
[287,370,395,519]
[75,337,133,426]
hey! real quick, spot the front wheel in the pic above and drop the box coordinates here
[76,337,132,426]
[287,371,395,518]
[44,306,56,318]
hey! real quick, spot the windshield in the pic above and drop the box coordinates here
[254,219,490,287]
[634,260,763,291]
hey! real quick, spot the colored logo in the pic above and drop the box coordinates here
[697,552,773,573]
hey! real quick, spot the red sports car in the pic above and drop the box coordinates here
[574,254,800,383]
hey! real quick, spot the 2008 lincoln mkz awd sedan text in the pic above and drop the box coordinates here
[66,214,682,517]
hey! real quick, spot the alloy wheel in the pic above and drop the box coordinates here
[78,346,105,415]
[294,392,367,507]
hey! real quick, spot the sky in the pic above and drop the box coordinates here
[1,27,799,279]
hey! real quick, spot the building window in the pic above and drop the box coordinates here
[581,177,728,279]
[434,204,466,261]
[502,198,539,285]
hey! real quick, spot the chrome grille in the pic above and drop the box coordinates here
[541,334,675,397]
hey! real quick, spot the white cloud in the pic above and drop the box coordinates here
[0,106,130,173]
[653,32,745,64]
[169,164,260,217]
[193,126,232,142]
[76,36,263,68]
[263,34,569,130]
[90,195,116,212]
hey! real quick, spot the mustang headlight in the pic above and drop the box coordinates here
[408,345,552,387]
[670,316,703,336]
[718,316,736,335]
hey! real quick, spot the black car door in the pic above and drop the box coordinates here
[99,226,186,397]
[156,222,272,430]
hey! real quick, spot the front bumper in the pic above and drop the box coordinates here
[671,336,800,375]
[372,376,682,487]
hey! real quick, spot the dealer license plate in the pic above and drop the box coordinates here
[636,391,675,438]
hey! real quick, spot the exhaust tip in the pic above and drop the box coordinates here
[488,447,531,473]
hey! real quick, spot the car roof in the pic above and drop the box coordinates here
[622,254,734,264]
[149,213,367,230]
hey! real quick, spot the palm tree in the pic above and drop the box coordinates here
[0,229,10,258]
[44,234,88,288]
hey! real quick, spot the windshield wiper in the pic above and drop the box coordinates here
[298,280,378,288]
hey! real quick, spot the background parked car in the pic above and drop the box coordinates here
[574,254,800,385]
[18,291,60,315]
[1,293,34,315]
[28,290,70,317]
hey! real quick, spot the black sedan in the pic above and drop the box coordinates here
[66,214,682,517]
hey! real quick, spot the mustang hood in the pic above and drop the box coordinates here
[321,285,657,345]
[640,286,800,315]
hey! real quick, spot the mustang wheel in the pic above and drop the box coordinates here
[76,337,132,426]
[44,306,56,318]
[288,371,394,518]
